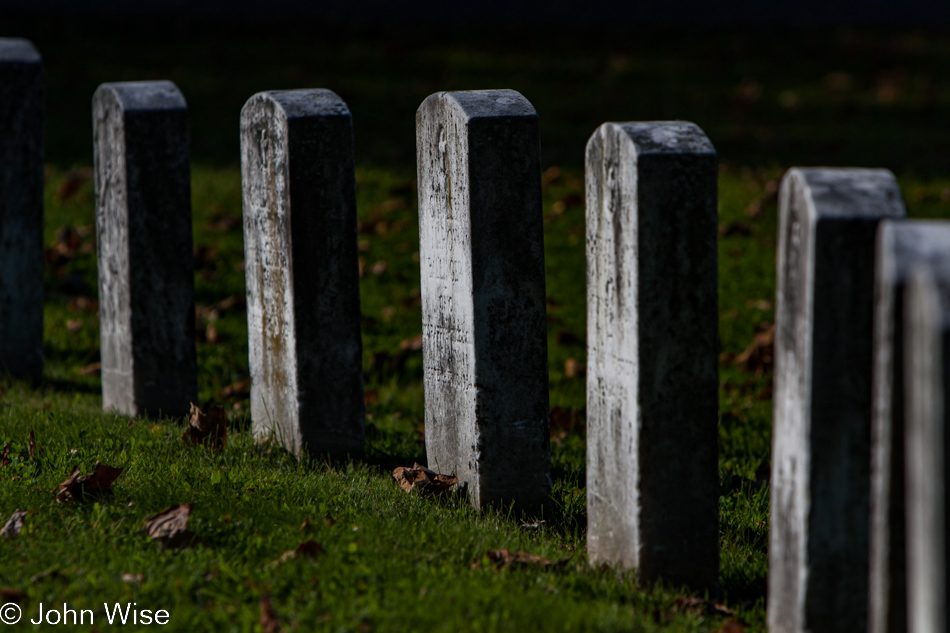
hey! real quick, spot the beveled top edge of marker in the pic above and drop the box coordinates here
[0,38,41,63]
[434,89,536,120]
[94,80,186,113]
[606,121,716,156]
[243,89,350,121]
[784,166,906,221]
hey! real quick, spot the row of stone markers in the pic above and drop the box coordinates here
[8,36,950,615]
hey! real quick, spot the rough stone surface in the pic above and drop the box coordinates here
[416,89,550,510]
[904,265,950,633]
[240,89,364,458]
[93,80,197,417]
[0,38,43,381]
[870,221,950,633]
[769,167,905,633]
[584,121,719,593]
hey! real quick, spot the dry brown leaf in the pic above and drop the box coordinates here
[369,261,388,276]
[564,358,585,379]
[392,463,458,494]
[735,322,775,374]
[718,619,746,633]
[273,540,325,566]
[0,587,25,605]
[1,443,9,467]
[399,334,423,352]
[56,462,124,502]
[145,504,196,548]
[182,403,227,450]
[260,595,281,633]
[0,510,27,539]
[217,379,250,401]
[77,362,101,376]
[122,573,144,584]
[475,549,572,570]
[673,596,735,618]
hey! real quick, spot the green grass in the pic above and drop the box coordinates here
[4,17,950,632]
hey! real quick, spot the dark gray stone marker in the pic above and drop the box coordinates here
[93,81,197,417]
[870,221,950,633]
[241,89,364,459]
[904,264,950,633]
[584,121,719,593]
[0,38,43,382]
[416,89,549,510]
[769,168,905,633]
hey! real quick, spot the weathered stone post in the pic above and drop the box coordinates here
[0,38,43,382]
[416,89,550,510]
[93,81,197,417]
[904,265,950,633]
[584,121,719,593]
[870,221,950,633]
[241,89,364,458]
[770,168,905,633]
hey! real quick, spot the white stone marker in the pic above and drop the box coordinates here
[0,38,43,382]
[241,89,364,459]
[870,221,950,633]
[416,89,550,510]
[584,121,719,592]
[93,81,198,417]
[770,168,905,633]
[904,265,950,633]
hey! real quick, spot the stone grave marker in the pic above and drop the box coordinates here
[416,89,550,510]
[904,264,950,633]
[770,168,905,633]
[241,89,364,458]
[93,80,197,417]
[0,38,43,382]
[870,221,950,633]
[584,121,719,593]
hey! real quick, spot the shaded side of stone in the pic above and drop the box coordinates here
[585,121,719,594]
[93,80,197,417]
[240,89,364,458]
[769,167,905,633]
[870,221,950,633]
[904,265,950,633]
[416,90,550,510]
[0,38,43,381]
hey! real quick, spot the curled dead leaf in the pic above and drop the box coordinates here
[56,462,124,502]
[735,322,775,374]
[0,510,27,539]
[392,463,457,494]
[182,403,227,450]
[145,503,195,549]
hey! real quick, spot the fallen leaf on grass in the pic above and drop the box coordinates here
[718,619,746,633]
[0,510,27,539]
[474,549,572,570]
[217,379,250,401]
[564,358,585,379]
[392,463,457,494]
[122,573,143,584]
[260,595,281,633]
[734,322,775,374]
[182,403,227,450]
[399,334,423,352]
[1,443,9,467]
[272,540,326,566]
[28,430,35,459]
[55,462,124,502]
[0,587,25,605]
[672,596,735,618]
[145,504,196,548]
[77,362,101,376]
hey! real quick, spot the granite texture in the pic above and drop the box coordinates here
[93,80,197,417]
[870,221,950,633]
[904,265,950,633]
[416,89,550,510]
[769,167,905,633]
[0,38,43,382]
[584,121,719,593]
[240,89,364,458]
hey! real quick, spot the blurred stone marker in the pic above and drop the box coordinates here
[770,168,905,633]
[93,80,197,417]
[870,221,950,633]
[416,89,550,510]
[0,38,43,382]
[241,89,364,458]
[584,121,719,593]
[904,265,950,633]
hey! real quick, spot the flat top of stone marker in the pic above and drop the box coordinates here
[879,220,950,284]
[611,121,715,155]
[0,38,41,63]
[442,89,537,120]
[254,89,350,120]
[96,81,186,112]
[787,167,906,220]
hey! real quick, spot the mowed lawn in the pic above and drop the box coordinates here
[3,17,950,632]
